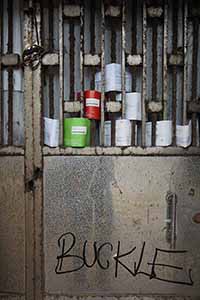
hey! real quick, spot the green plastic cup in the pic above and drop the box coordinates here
[63,118,90,147]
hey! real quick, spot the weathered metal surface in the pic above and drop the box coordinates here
[142,1,147,146]
[0,157,25,295]
[23,5,34,299]
[100,0,105,146]
[32,3,43,299]
[44,156,200,296]
[59,1,64,144]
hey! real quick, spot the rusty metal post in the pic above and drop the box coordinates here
[191,17,198,146]
[121,0,126,119]
[24,2,34,298]
[32,3,43,299]
[69,22,75,101]
[7,0,13,145]
[59,1,64,144]
[80,2,84,118]
[0,0,3,145]
[172,2,178,146]
[163,1,168,120]
[142,1,147,146]
[183,1,188,125]
[100,0,105,146]
[131,0,137,146]
[48,0,55,118]
[151,20,157,146]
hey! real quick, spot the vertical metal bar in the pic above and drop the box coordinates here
[90,0,95,55]
[24,2,34,299]
[152,20,157,146]
[131,121,136,145]
[7,0,13,145]
[121,0,126,119]
[49,0,54,118]
[90,0,95,89]
[142,1,147,146]
[131,0,137,146]
[191,18,198,146]
[59,0,64,144]
[0,0,3,145]
[111,26,116,63]
[32,3,43,298]
[90,120,96,146]
[80,2,84,117]
[100,0,105,146]
[69,23,75,101]
[163,1,168,120]
[183,2,188,125]
[172,2,178,146]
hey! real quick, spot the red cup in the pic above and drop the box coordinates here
[84,90,101,120]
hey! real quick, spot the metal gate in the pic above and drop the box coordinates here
[0,1,200,300]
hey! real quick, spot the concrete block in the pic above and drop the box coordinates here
[63,5,80,17]
[105,5,121,17]
[127,54,142,66]
[106,101,121,113]
[64,101,81,113]
[147,6,163,18]
[147,101,163,113]
[42,53,59,66]
[1,53,20,66]
[168,54,183,66]
[84,54,100,66]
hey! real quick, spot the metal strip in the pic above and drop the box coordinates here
[152,20,157,146]
[111,25,116,62]
[24,2,34,299]
[69,22,75,101]
[0,0,3,145]
[100,0,105,146]
[59,1,64,144]
[183,1,188,124]
[32,3,43,298]
[80,2,84,117]
[163,2,168,120]
[7,0,13,145]
[142,1,147,146]
[121,0,126,119]
[49,1,54,118]
[191,18,198,146]
[131,0,137,146]
[90,0,95,55]
[90,0,96,90]
[172,2,178,146]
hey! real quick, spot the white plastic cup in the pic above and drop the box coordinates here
[146,122,152,147]
[104,121,111,146]
[176,121,191,148]
[44,117,59,147]
[125,92,142,120]
[115,119,131,146]
[156,120,172,146]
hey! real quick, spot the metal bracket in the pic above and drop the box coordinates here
[165,191,177,249]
